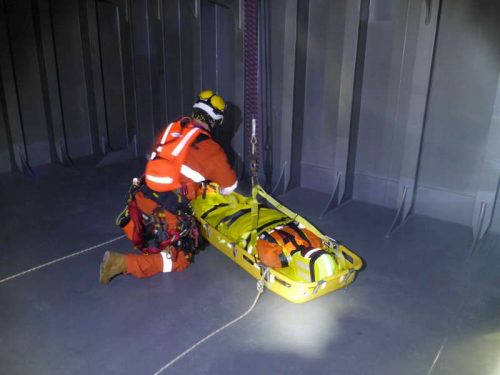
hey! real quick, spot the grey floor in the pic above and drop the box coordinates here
[0,160,499,375]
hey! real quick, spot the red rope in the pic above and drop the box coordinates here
[244,0,259,173]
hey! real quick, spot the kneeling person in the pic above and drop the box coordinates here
[100,90,237,284]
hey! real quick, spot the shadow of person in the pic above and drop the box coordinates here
[212,101,245,182]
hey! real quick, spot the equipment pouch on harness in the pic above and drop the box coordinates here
[116,176,203,257]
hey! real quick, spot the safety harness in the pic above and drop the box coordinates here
[145,117,210,192]
[116,118,209,257]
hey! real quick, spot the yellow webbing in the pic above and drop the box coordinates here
[249,185,259,248]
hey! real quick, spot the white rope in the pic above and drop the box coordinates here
[153,270,269,374]
[0,235,126,284]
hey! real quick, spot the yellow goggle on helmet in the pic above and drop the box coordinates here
[193,90,226,127]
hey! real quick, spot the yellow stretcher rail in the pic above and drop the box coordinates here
[192,184,363,304]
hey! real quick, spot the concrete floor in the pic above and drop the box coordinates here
[0,160,499,375]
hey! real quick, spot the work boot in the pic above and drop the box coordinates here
[99,251,127,284]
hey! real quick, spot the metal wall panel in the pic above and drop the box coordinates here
[200,2,217,93]
[96,0,127,150]
[265,0,360,202]
[178,1,196,116]
[288,0,308,189]
[211,3,241,167]
[265,0,296,191]
[300,0,342,193]
[1,0,498,240]
[0,0,25,172]
[130,0,154,152]
[4,0,51,166]
[51,0,93,159]
[0,0,245,170]
[108,0,138,149]
[0,81,13,172]
[300,0,358,197]
[162,0,183,123]
[146,0,165,134]
[353,0,400,207]
[263,0,287,187]
[415,0,500,227]
[262,0,499,241]
[199,0,243,169]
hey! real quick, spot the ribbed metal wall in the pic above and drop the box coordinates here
[0,0,244,174]
[2,0,500,242]
[263,0,500,243]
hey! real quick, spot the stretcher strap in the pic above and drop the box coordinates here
[308,252,324,282]
[256,218,291,235]
[244,218,292,249]
[274,228,301,249]
[200,203,229,219]
[249,186,259,249]
[255,185,347,271]
[217,208,252,227]
[287,222,312,247]
[278,253,289,267]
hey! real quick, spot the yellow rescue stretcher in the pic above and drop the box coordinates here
[191,184,363,303]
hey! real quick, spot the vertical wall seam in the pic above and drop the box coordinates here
[177,0,184,112]
[160,0,169,121]
[215,5,219,93]
[0,68,16,170]
[47,0,69,153]
[80,0,105,155]
[115,2,129,145]
[411,0,443,215]
[31,0,57,162]
[344,0,369,202]
[387,0,411,206]
[288,0,309,189]
[94,1,112,151]
[2,0,29,163]
[126,0,139,144]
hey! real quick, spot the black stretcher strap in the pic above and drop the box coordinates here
[244,218,291,249]
[288,222,312,247]
[201,203,230,219]
[256,218,290,234]
[308,251,325,282]
[217,208,252,227]
[260,231,277,244]
[274,228,302,250]
[278,253,289,267]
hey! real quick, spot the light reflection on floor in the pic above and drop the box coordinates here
[249,297,359,359]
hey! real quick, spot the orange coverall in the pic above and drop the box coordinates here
[126,128,237,278]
